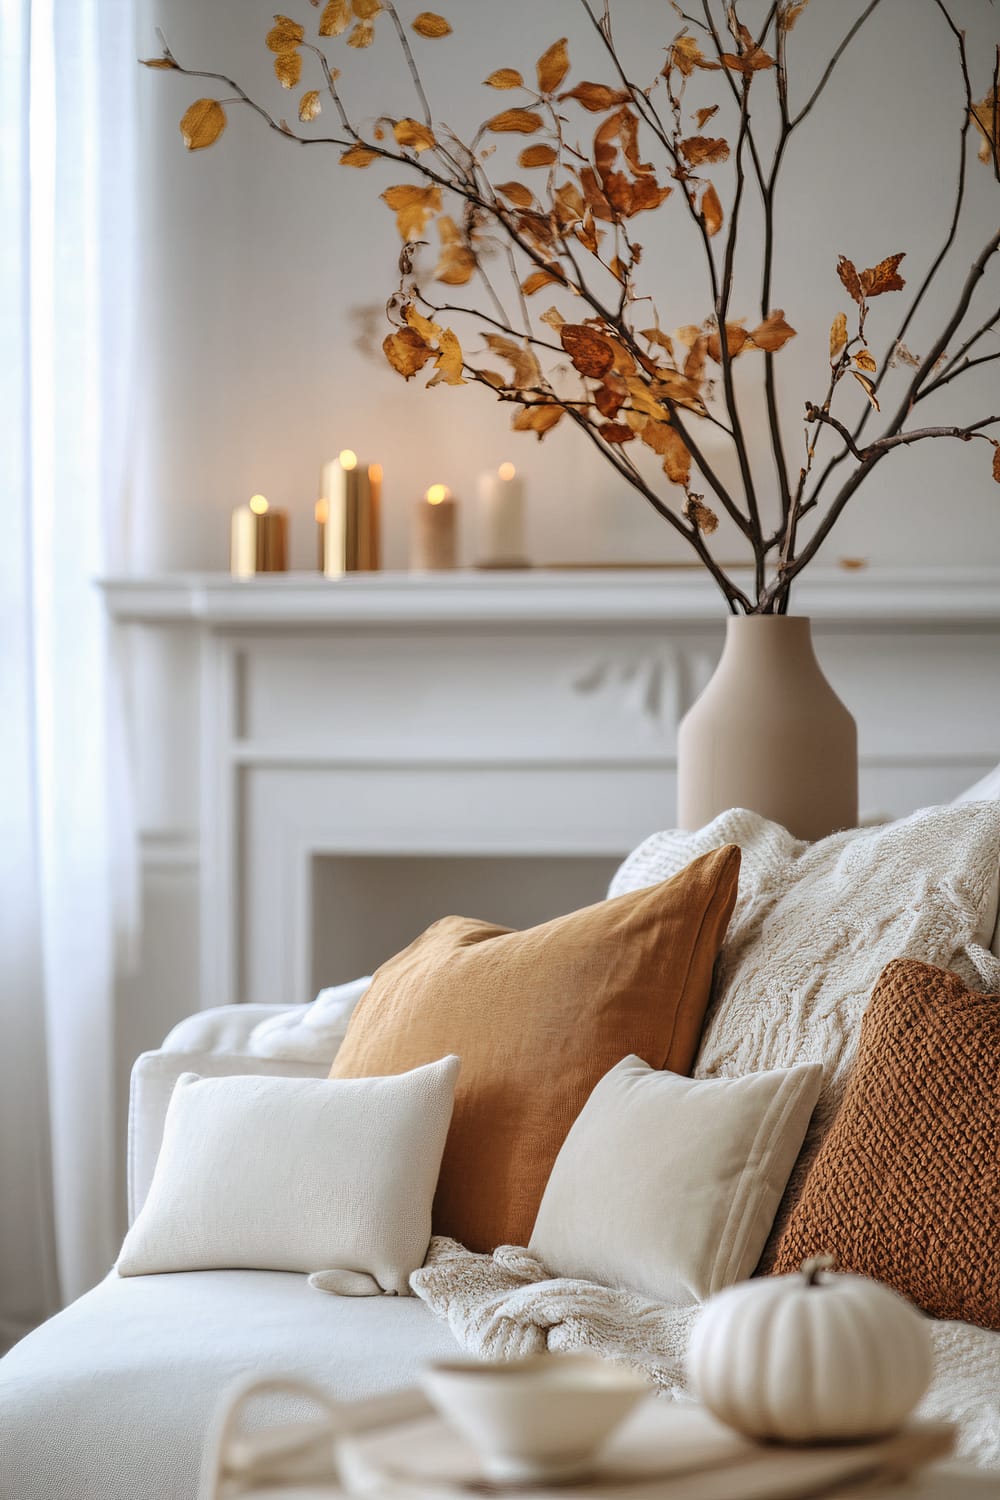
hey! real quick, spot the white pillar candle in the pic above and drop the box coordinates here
[230,494,288,577]
[320,450,381,575]
[476,462,527,567]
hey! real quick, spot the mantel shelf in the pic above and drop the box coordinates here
[98,566,1000,629]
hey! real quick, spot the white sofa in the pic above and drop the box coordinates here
[5,802,1000,1500]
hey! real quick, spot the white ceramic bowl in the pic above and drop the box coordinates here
[420,1353,650,1483]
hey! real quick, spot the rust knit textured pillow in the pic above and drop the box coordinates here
[772,958,1000,1329]
[330,844,741,1253]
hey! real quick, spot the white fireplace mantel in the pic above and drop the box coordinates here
[101,567,1000,1024]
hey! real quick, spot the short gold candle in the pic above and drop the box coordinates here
[230,494,288,577]
[411,484,458,571]
[321,451,382,576]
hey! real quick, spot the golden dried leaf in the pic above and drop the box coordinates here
[666,34,716,76]
[707,322,749,362]
[853,349,877,373]
[640,327,675,360]
[749,310,796,353]
[680,135,730,166]
[519,143,558,168]
[837,255,864,305]
[661,425,691,485]
[483,333,542,389]
[859,253,906,298]
[140,56,178,69]
[653,369,704,409]
[971,88,999,165]
[830,311,848,360]
[628,379,668,424]
[694,105,719,130]
[779,0,810,30]
[552,180,585,225]
[851,369,880,411]
[180,99,227,151]
[347,20,375,47]
[539,305,565,331]
[720,45,774,74]
[434,217,477,285]
[298,89,322,121]
[478,370,505,389]
[536,38,569,94]
[404,304,440,343]
[427,327,466,386]
[594,371,628,418]
[521,268,563,295]
[496,181,534,209]
[560,323,616,379]
[485,68,524,89]
[558,81,630,112]
[993,445,1000,484]
[266,16,305,51]
[383,327,433,379]
[319,0,350,35]
[487,108,544,134]
[274,50,303,88]
[628,176,672,215]
[352,0,381,17]
[412,11,452,37]
[381,182,442,239]
[393,118,436,152]
[340,142,378,166]
[512,403,563,437]
[684,333,708,385]
[685,496,718,533]
[701,181,723,236]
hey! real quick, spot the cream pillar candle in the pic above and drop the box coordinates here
[476,461,527,567]
[320,450,382,575]
[411,484,457,571]
[230,494,288,577]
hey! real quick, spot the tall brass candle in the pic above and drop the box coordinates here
[321,451,382,576]
[411,484,457,571]
[230,494,288,577]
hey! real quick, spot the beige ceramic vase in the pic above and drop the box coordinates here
[677,616,857,843]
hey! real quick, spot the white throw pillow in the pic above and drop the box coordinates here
[529,1056,822,1305]
[117,1057,460,1293]
[609,801,1000,1257]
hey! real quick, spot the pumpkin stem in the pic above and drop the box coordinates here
[801,1253,836,1286]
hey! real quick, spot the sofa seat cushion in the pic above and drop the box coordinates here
[0,1269,460,1500]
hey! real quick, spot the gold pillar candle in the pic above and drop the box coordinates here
[321,451,382,576]
[315,498,329,572]
[230,494,288,577]
[411,484,458,571]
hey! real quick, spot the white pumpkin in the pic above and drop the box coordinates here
[687,1257,933,1443]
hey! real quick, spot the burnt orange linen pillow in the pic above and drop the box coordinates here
[772,958,1000,1329]
[330,844,741,1252]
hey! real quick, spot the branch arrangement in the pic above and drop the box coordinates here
[144,0,1000,613]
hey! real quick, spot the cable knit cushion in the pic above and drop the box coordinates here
[608,803,1000,1261]
[771,958,1000,1328]
[331,845,741,1253]
[117,1058,460,1292]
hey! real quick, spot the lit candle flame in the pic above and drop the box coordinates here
[339,449,358,471]
[315,499,329,524]
[249,494,269,515]
[498,462,516,481]
[426,484,450,505]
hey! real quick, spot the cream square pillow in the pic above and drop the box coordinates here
[117,1057,460,1294]
[529,1055,822,1305]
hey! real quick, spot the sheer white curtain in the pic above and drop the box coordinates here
[0,0,135,1339]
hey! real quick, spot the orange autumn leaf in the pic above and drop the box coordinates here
[383,327,433,378]
[319,0,350,36]
[660,425,691,485]
[380,182,442,239]
[665,34,717,76]
[720,44,774,74]
[512,403,563,437]
[536,38,570,95]
[830,311,848,359]
[701,181,723,236]
[266,16,305,51]
[599,421,634,445]
[347,20,375,47]
[393,118,436,152]
[560,323,616,379]
[483,333,542,389]
[298,90,322,122]
[853,349,877,373]
[180,99,226,151]
[594,371,628,418]
[486,108,544,134]
[352,0,381,17]
[519,143,558,168]
[139,56,178,69]
[749,310,796,352]
[412,11,452,38]
[521,268,563,295]
[859,253,906,298]
[851,369,880,410]
[434,216,476,285]
[694,105,720,129]
[496,181,534,209]
[837,255,864,305]
[427,327,466,386]
[971,87,999,165]
[993,446,1000,484]
[340,142,378,166]
[484,68,524,89]
[680,135,730,166]
[403,303,440,343]
[779,0,810,31]
[558,81,630,112]
[707,322,749,362]
[685,496,718,534]
[274,51,303,88]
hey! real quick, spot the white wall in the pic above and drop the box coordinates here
[132,0,1000,578]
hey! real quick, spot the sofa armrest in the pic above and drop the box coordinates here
[127,1032,328,1226]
